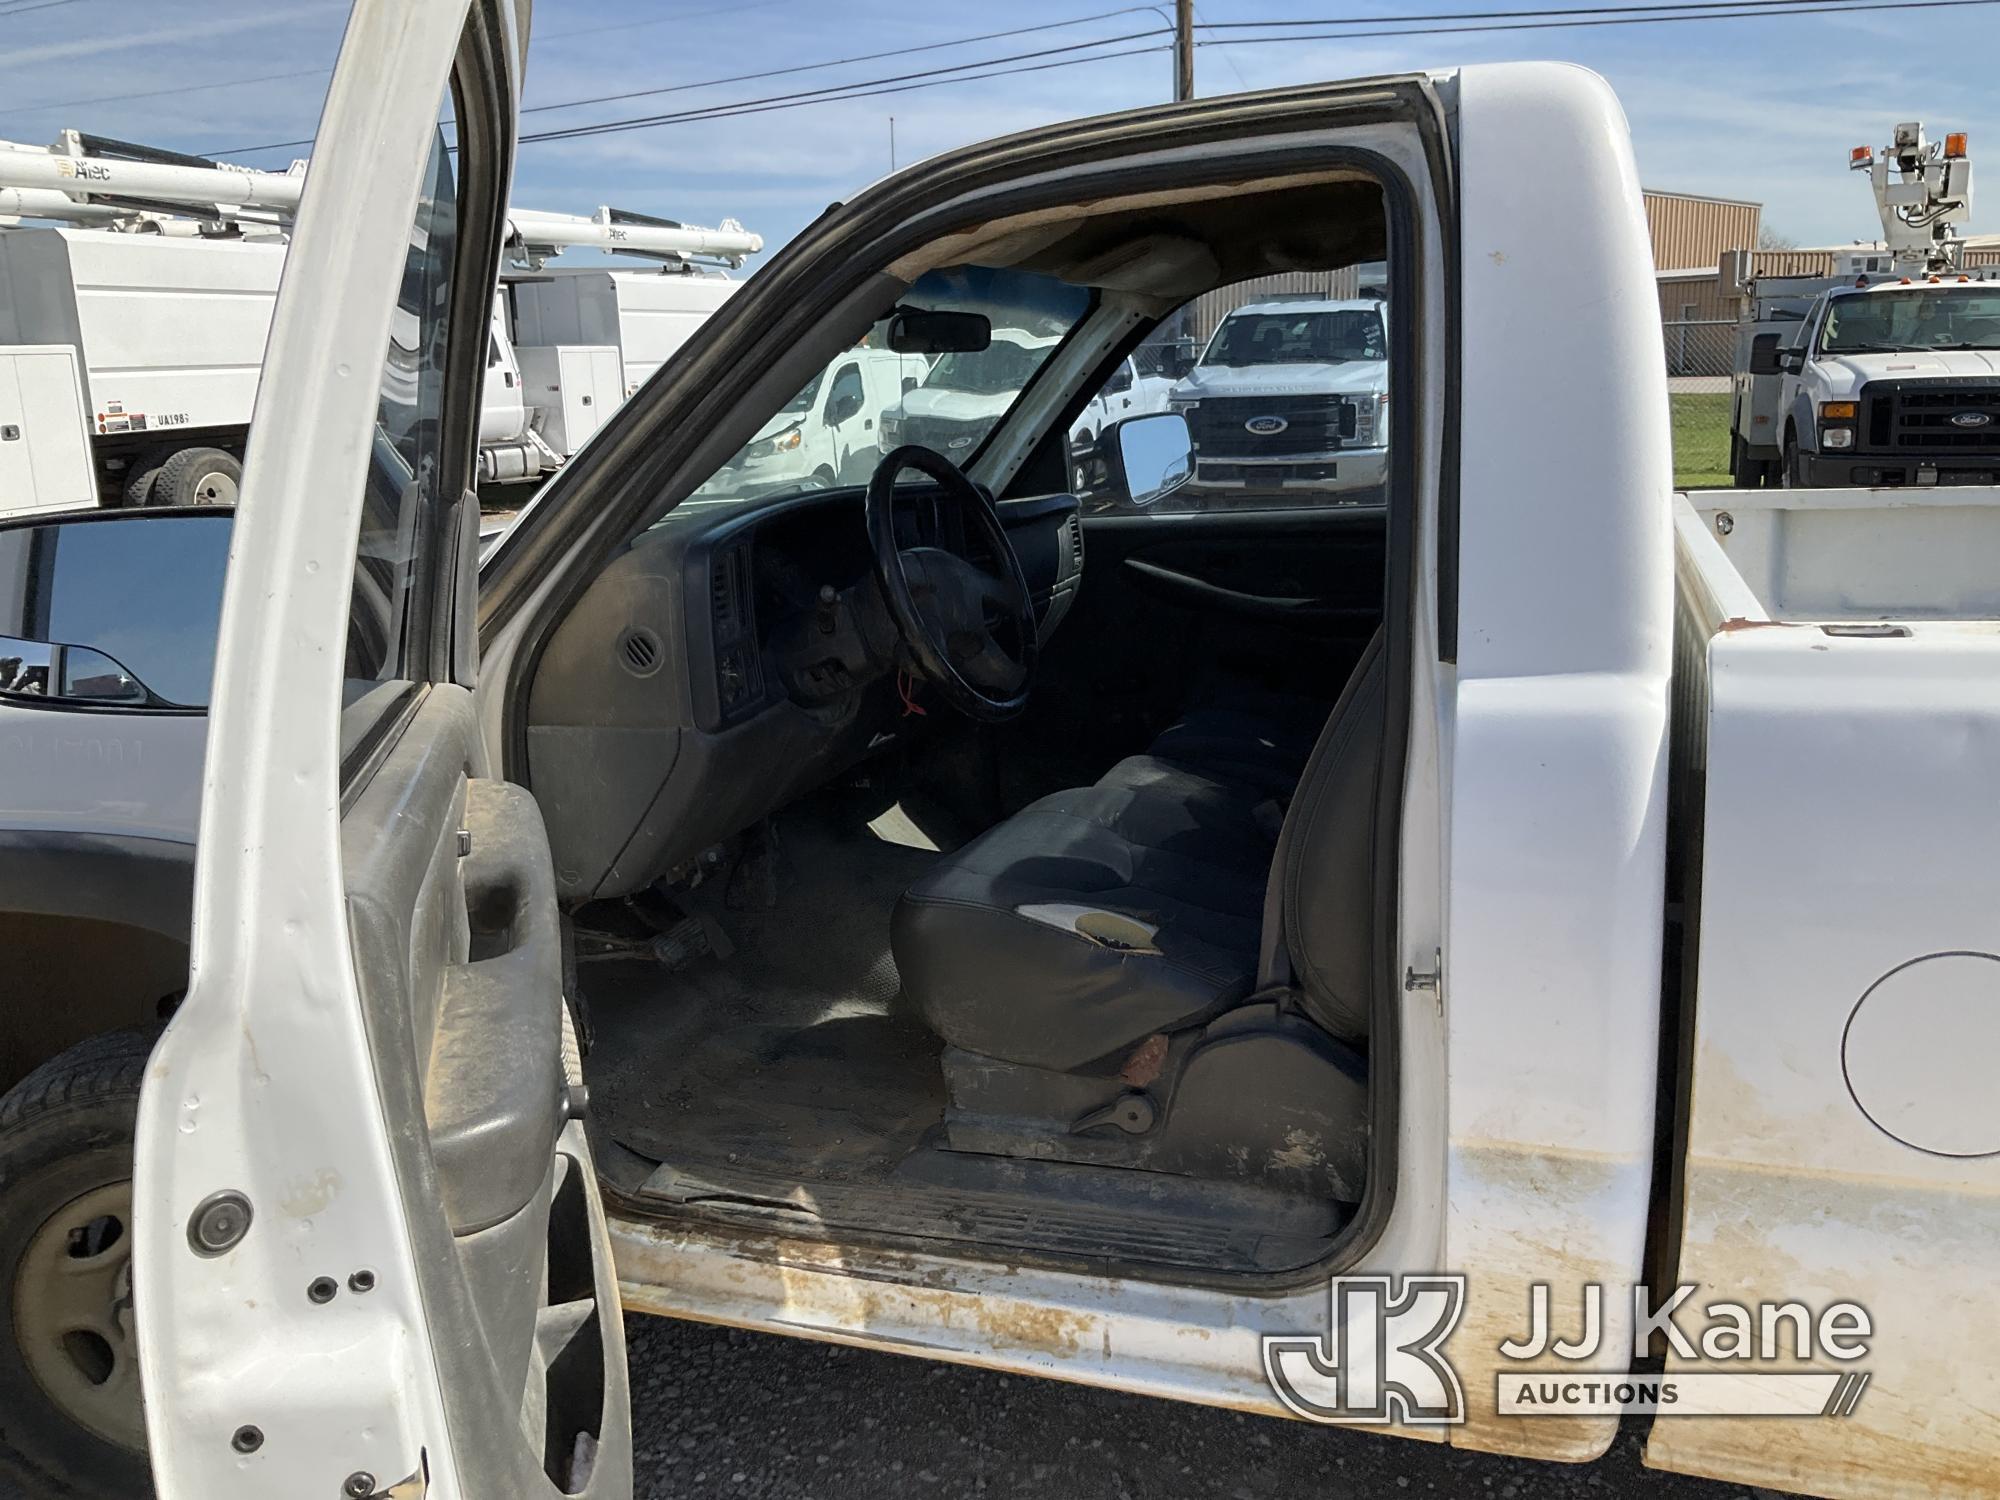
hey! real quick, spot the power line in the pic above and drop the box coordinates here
[202,8,1171,156]
[0,0,90,16]
[1196,0,2000,44]
[513,0,2000,147]
[522,7,1166,116]
[0,67,325,121]
[1200,0,1916,21]
[180,0,1993,160]
[519,45,1175,143]
[0,0,792,130]
[518,30,1173,145]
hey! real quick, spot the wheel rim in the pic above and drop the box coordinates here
[12,1180,146,1452]
[190,467,239,504]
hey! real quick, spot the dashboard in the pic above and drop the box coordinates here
[524,484,1084,903]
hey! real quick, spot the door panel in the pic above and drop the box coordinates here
[342,689,631,1497]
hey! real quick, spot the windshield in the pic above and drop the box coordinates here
[777,369,825,417]
[685,264,1091,512]
[1201,308,1386,368]
[1819,289,2000,353]
[926,340,1050,395]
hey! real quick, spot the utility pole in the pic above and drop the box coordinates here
[1174,0,1194,101]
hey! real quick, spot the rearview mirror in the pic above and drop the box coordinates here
[1113,412,1193,507]
[1776,346,1807,374]
[0,508,231,709]
[886,308,991,355]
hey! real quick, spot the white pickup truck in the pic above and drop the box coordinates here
[1755,278,2000,487]
[1169,295,1390,491]
[0,9,1992,1500]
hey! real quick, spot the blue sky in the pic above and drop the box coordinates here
[2,0,1996,262]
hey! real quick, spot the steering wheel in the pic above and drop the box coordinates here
[865,445,1038,722]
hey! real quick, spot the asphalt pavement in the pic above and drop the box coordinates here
[627,1314,1779,1499]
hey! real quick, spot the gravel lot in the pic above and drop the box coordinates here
[627,1314,1777,1500]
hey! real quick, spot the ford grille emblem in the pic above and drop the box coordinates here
[1950,411,1992,429]
[1244,415,1289,436]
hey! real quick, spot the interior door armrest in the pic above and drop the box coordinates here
[426,778,567,1236]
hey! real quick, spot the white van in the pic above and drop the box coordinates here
[708,345,928,498]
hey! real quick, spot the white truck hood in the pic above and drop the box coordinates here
[901,386,1013,422]
[1172,358,1388,401]
[1816,348,2000,395]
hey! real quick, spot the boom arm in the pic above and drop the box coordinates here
[1851,122,1974,274]
[0,132,764,267]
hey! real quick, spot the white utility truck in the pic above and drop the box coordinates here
[1729,123,2000,487]
[0,131,760,509]
[1168,294,1390,491]
[0,11,1995,1500]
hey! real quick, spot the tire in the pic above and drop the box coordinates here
[1781,431,1801,489]
[150,445,242,507]
[120,464,163,508]
[0,1029,158,1500]
[1728,433,1761,489]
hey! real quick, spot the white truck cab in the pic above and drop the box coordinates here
[1769,277,2000,486]
[1070,351,1179,444]
[1168,295,1389,491]
[77,8,1994,1500]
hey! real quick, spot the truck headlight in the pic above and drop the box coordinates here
[1823,428,1855,450]
[1351,392,1388,447]
[1819,401,1857,451]
[757,424,803,457]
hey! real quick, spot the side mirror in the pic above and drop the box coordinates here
[902,374,921,394]
[886,308,991,355]
[0,508,231,710]
[1748,333,1783,376]
[1109,412,1193,507]
[1776,346,1807,374]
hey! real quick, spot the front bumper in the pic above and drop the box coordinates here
[1803,451,2000,487]
[1190,446,1387,491]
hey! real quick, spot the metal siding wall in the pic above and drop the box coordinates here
[1644,190,1760,272]
[1185,264,1365,344]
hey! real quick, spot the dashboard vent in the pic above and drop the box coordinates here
[711,557,739,637]
[1067,515,1084,567]
[618,627,663,677]
[711,543,755,643]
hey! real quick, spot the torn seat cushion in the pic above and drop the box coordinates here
[893,783,1269,1073]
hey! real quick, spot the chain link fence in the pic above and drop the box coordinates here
[1662,316,1737,385]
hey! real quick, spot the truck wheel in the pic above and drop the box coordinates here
[1728,433,1763,489]
[1781,433,1801,488]
[150,446,242,507]
[121,464,163,507]
[0,1029,157,1500]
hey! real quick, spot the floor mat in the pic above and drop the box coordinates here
[583,799,947,1186]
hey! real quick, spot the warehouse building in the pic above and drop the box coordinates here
[1647,188,1762,371]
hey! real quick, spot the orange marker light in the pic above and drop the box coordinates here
[1946,132,1969,158]
[1850,146,1874,167]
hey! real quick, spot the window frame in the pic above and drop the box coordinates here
[340,36,515,793]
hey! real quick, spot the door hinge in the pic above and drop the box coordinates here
[1404,949,1443,1010]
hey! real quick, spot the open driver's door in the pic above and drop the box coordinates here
[132,3,633,1496]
